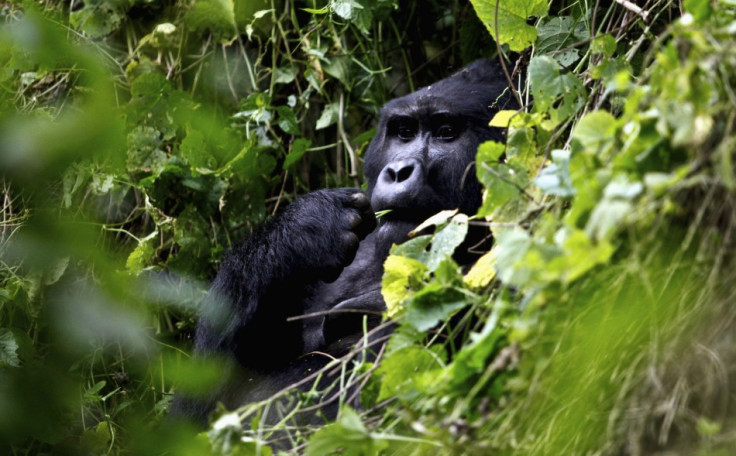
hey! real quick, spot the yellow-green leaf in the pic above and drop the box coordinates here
[382,255,428,317]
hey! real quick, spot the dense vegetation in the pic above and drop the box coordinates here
[1,0,735,454]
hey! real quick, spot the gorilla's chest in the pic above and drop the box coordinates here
[302,233,386,354]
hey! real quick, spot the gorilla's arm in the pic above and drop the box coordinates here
[194,189,376,369]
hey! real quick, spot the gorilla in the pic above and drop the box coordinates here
[171,59,515,424]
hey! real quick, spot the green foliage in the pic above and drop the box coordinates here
[470,0,549,52]
[2,0,736,454]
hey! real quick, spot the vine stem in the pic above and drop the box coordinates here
[493,0,523,109]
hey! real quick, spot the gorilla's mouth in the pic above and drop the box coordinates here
[377,206,439,224]
[374,207,445,250]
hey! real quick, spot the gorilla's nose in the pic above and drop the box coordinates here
[381,159,420,185]
[372,159,426,211]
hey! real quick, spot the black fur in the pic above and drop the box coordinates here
[170,59,515,424]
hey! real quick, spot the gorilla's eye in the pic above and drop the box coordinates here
[398,126,417,141]
[388,117,418,141]
[435,125,458,141]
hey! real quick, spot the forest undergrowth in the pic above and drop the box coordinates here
[1,0,736,454]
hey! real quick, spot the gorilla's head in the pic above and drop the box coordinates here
[363,59,514,248]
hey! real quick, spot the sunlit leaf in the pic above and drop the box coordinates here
[382,255,428,317]
[470,0,549,52]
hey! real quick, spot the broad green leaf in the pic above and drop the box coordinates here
[528,55,585,128]
[470,0,549,52]
[331,0,364,20]
[571,110,617,156]
[126,231,158,275]
[450,317,505,388]
[390,235,432,260]
[477,140,505,162]
[80,422,111,453]
[382,255,428,317]
[424,214,469,271]
[276,106,300,135]
[489,110,519,128]
[684,0,712,22]
[315,101,339,130]
[306,407,384,456]
[591,34,617,57]
[476,162,526,219]
[126,126,167,174]
[586,200,632,241]
[282,138,312,170]
[463,248,497,289]
[323,55,353,89]
[273,66,297,84]
[404,282,465,331]
[377,346,445,401]
[410,209,458,235]
[493,229,532,286]
[186,0,236,41]
[551,229,614,283]
[536,16,589,66]
[535,149,576,197]
[70,1,125,37]
[181,130,216,169]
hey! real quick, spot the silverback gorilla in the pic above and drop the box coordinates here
[171,59,515,424]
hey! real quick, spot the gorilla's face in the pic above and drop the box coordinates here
[363,60,511,249]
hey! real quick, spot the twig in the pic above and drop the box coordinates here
[337,91,359,180]
[615,0,650,22]
[271,170,289,216]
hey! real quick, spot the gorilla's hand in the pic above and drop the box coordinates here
[281,188,376,282]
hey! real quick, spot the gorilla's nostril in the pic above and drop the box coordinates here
[386,168,397,181]
[396,165,414,182]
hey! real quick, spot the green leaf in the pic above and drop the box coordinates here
[591,34,617,57]
[126,231,158,275]
[535,149,576,197]
[423,214,469,271]
[528,55,585,128]
[276,106,300,135]
[273,66,297,85]
[180,130,217,169]
[306,407,384,456]
[70,1,125,38]
[463,249,498,289]
[282,138,312,170]
[489,110,520,128]
[477,140,506,162]
[331,0,364,20]
[323,55,353,89]
[572,110,617,155]
[404,282,465,331]
[476,162,525,219]
[382,255,428,317]
[536,16,589,65]
[126,126,167,174]
[80,421,112,453]
[186,0,236,41]
[549,229,614,283]
[303,7,329,15]
[316,102,339,130]
[377,346,445,401]
[684,0,712,22]
[470,0,549,52]
[0,328,21,367]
